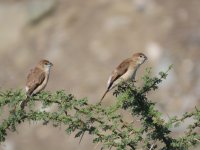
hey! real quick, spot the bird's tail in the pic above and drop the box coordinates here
[20,95,29,110]
[99,89,109,104]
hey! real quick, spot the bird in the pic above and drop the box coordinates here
[99,52,147,104]
[20,59,53,109]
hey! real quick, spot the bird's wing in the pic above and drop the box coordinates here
[26,67,45,96]
[107,58,130,90]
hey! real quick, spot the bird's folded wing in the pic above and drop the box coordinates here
[107,58,130,90]
[26,68,46,95]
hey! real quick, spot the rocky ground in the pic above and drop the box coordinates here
[0,0,200,150]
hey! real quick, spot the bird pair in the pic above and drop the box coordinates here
[21,52,147,108]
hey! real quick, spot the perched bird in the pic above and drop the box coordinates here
[20,59,53,109]
[99,52,147,104]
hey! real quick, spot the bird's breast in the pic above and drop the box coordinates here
[32,74,49,95]
[121,69,135,81]
[121,64,140,81]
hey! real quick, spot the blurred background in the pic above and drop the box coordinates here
[0,0,200,149]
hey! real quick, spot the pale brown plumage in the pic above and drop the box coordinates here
[21,59,53,109]
[26,67,46,96]
[99,53,147,104]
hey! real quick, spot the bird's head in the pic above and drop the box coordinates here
[132,52,147,65]
[38,59,53,71]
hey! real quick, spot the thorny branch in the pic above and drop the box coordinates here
[0,66,199,150]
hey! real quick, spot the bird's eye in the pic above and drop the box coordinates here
[140,55,143,58]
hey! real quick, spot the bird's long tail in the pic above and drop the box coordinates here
[20,96,29,110]
[99,89,109,104]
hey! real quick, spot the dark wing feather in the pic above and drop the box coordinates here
[26,67,45,96]
[99,59,131,104]
[107,58,130,90]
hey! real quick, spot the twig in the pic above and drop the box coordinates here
[149,143,155,150]
[93,142,100,150]
[194,138,200,143]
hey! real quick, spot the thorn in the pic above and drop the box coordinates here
[149,143,155,150]
[79,131,85,144]
[93,142,100,150]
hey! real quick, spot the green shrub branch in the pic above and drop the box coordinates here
[0,66,199,150]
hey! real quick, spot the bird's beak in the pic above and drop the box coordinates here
[49,63,53,67]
